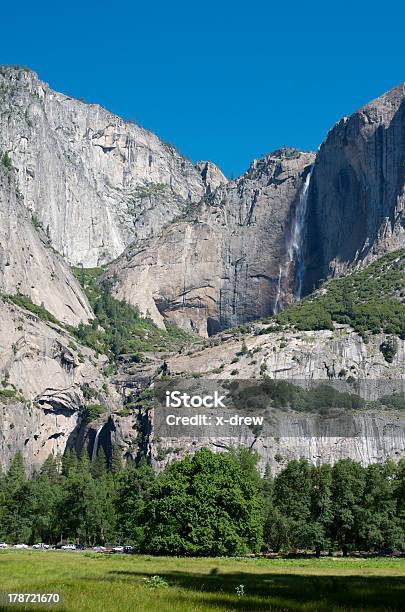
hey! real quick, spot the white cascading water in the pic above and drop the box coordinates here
[91,426,103,462]
[274,167,313,313]
[274,266,283,314]
[288,167,313,298]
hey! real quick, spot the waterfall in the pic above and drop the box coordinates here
[288,167,313,299]
[91,426,103,462]
[274,266,283,314]
[273,167,313,313]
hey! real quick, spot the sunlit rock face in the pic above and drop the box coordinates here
[108,149,315,336]
[0,67,210,267]
[148,325,405,474]
[0,299,120,474]
[1,68,404,475]
[0,165,92,326]
[150,410,405,476]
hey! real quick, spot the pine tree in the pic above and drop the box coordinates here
[272,459,315,550]
[330,459,366,556]
[5,451,25,493]
[91,448,107,479]
[94,471,117,545]
[110,443,123,474]
[2,452,32,543]
[114,459,154,545]
[40,454,60,482]
[61,448,78,476]
[30,459,62,544]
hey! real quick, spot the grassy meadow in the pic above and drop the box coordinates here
[0,551,404,611]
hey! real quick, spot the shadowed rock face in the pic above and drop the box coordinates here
[303,84,405,294]
[0,67,221,266]
[0,400,80,474]
[108,149,315,336]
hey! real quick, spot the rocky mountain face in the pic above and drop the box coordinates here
[2,311,403,475]
[152,408,405,476]
[148,323,405,474]
[0,297,121,473]
[107,84,405,332]
[108,149,315,336]
[303,84,405,294]
[0,67,404,475]
[3,67,404,328]
[195,160,227,194]
[75,323,404,476]
[0,67,223,267]
[0,165,92,326]
[167,326,405,383]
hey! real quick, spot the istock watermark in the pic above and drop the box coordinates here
[153,379,268,437]
[151,378,405,440]
[162,387,264,430]
[165,412,264,426]
[165,390,226,408]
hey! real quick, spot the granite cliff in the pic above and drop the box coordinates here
[0,297,121,473]
[303,84,405,293]
[88,322,405,476]
[0,68,404,475]
[0,67,224,267]
[0,164,92,326]
[108,149,315,336]
[107,85,405,334]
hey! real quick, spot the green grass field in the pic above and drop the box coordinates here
[0,551,404,611]
[0,550,405,612]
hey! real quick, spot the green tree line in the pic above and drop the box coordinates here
[0,449,404,556]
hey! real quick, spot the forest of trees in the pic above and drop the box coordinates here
[275,249,405,341]
[0,448,404,557]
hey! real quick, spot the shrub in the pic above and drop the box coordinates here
[143,575,169,589]
[227,379,365,414]
[0,388,18,399]
[237,341,249,355]
[379,392,405,410]
[1,151,12,170]
[82,403,105,423]
[31,214,43,230]
[6,294,58,325]
[379,337,398,363]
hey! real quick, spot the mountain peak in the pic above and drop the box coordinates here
[195,160,227,193]
[360,82,405,120]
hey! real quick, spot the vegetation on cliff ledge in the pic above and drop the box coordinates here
[275,249,405,339]
[71,267,192,361]
[4,293,59,325]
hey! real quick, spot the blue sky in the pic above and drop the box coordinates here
[1,0,404,177]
